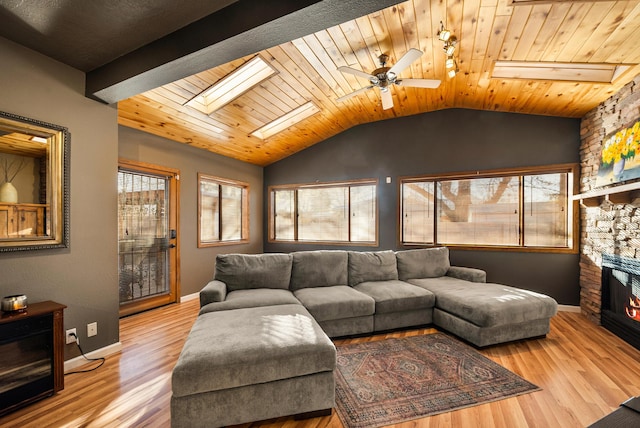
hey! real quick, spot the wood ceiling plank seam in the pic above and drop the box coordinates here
[490,79,519,112]
[525,2,572,62]
[272,43,364,128]
[412,0,438,110]
[511,3,553,61]
[155,83,198,104]
[430,0,449,104]
[128,92,233,135]
[258,78,300,110]
[231,92,283,124]
[554,1,615,62]
[615,46,640,73]
[146,86,191,105]
[354,15,385,67]
[338,19,377,71]
[472,5,496,62]
[212,102,272,132]
[332,20,385,112]
[180,74,213,92]
[590,2,640,64]
[498,4,533,61]
[462,58,486,105]
[290,38,346,99]
[244,82,290,116]
[496,0,514,17]
[167,80,204,99]
[459,0,481,69]
[482,13,511,84]
[301,33,359,100]
[117,108,237,153]
[572,0,640,62]
[383,4,412,111]
[444,0,466,108]
[325,25,359,65]
[539,2,594,62]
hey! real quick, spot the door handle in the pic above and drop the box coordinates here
[169,244,176,249]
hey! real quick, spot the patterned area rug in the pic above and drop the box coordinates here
[334,333,540,428]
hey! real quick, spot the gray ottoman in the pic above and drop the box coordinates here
[408,276,558,347]
[171,304,336,428]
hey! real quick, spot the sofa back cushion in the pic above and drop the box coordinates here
[348,250,398,286]
[214,253,293,291]
[290,250,348,290]
[395,247,450,280]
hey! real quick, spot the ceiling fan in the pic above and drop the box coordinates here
[336,48,441,110]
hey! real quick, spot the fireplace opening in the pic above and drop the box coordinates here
[601,254,640,350]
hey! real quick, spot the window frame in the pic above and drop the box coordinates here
[399,163,579,253]
[268,178,379,246]
[197,173,250,247]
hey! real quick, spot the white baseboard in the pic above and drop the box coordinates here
[64,341,122,373]
[180,292,199,302]
[558,304,581,313]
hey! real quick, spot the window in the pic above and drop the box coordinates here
[269,179,377,244]
[400,164,577,252]
[198,174,249,247]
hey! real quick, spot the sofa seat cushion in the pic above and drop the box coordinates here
[408,277,558,327]
[172,304,336,398]
[293,286,375,322]
[214,253,293,291]
[353,280,435,314]
[395,247,450,280]
[290,250,348,290]
[199,289,300,315]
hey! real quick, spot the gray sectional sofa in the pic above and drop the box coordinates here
[171,247,558,427]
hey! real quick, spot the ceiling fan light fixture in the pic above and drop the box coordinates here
[437,22,451,42]
[445,57,455,69]
[447,68,458,79]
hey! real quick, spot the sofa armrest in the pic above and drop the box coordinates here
[446,266,486,283]
[200,280,228,307]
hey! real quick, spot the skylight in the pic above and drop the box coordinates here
[491,61,631,83]
[251,102,320,140]
[185,55,277,115]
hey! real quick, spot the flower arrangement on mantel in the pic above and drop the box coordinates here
[601,120,639,167]
[0,154,28,184]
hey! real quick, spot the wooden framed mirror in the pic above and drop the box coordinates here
[0,111,69,251]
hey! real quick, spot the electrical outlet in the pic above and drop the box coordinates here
[66,328,77,345]
[87,322,97,337]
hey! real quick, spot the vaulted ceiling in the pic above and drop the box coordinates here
[118,0,640,166]
[3,0,640,167]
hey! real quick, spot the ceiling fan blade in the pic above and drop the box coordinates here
[396,78,441,89]
[388,48,423,76]
[336,85,374,103]
[380,89,393,110]
[337,66,375,81]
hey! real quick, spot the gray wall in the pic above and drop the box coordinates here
[118,126,263,297]
[264,108,581,305]
[0,37,119,358]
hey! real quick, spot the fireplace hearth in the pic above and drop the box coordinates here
[601,254,640,350]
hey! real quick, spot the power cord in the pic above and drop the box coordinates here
[64,332,106,375]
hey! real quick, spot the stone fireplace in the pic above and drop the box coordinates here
[579,74,640,337]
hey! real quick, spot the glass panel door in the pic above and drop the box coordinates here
[117,160,179,316]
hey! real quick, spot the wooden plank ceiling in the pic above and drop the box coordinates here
[118,0,640,166]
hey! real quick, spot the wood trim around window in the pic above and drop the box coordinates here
[197,173,250,248]
[268,178,379,246]
[398,163,580,254]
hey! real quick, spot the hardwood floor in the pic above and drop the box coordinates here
[2,299,640,428]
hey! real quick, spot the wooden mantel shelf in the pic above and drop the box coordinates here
[572,181,640,207]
